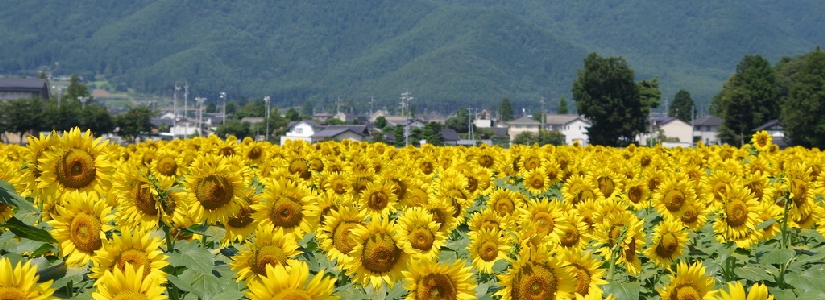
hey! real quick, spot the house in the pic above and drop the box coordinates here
[474,109,494,128]
[440,129,460,146]
[281,120,324,144]
[639,115,694,146]
[0,78,50,100]
[543,114,591,146]
[505,117,541,141]
[280,121,370,145]
[312,113,334,122]
[334,112,357,124]
[753,119,789,148]
[692,115,723,145]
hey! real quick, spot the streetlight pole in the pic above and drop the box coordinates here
[220,92,226,125]
[264,96,271,142]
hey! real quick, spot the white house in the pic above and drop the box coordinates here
[692,115,723,145]
[640,116,693,146]
[280,120,324,145]
[543,114,591,146]
[506,116,541,141]
[753,119,790,148]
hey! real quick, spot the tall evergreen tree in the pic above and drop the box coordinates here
[558,96,569,114]
[393,125,404,147]
[712,54,779,146]
[781,47,825,148]
[668,89,695,122]
[571,52,649,146]
[499,98,514,121]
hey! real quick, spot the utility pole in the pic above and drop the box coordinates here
[264,96,271,142]
[467,107,475,141]
[220,92,226,125]
[174,83,180,136]
[369,96,374,118]
[539,97,545,132]
[184,83,189,138]
[195,97,206,136]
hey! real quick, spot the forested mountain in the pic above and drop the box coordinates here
[1,0,821,114]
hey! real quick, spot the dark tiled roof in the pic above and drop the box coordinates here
[0,78,48,89]
[753,119,782,132]
[652,116,678,126]
[313,128,363,138]
[440,129,460,141]
[691,115,723,126]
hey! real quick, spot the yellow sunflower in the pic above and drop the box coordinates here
[322,171,351,196]
[396,207,447,260]
[222,187,259,246]
[0,257,56,300]
[113,163,171,231]
[750,130,773,152]
[343,218,410,289]
[592,210,644,276]
[468,227,511,274]
[588,166,623,199]
[497,244,576,300]
[644,218,689,269]
[562,175,604,206]
[487,188,526,217]
[558,249,608,300]
[25,131,60,194]
[702,170,737,208]
[358,180,399,221]
[658,261,717,300]
[245,260,338,300]
[316,204,365,265]
[653,172,698,221]
[90,228,168,284]
[523,167,551,195]
[623,177,651,211]
[48,190,115,266]
[677,199,710,231]
[716,281,774,300]
[92,264,166,300]
[231,225,301,282]
[401,258,477,300]
[251,177,318,237]
[36,127,114,199]
[713,183,760,246]
[184,154,247,224]
[149,148,183,185]
[517,198,565,244]
[467,207,509,233]
[557,211,591,253]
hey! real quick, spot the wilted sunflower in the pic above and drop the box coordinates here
[0,257,56,300]
[48,190,115,266]
[751,130,773,152]
[558,249,608,299]
[37,128,114,199]
[658,261,717,300]
[317,203,364,264]
[92,264,166,300]
[396,207,447,260]
[185,154,247,224]
[497,244,576,300]
[401,258,476,300]
[713,183,759,246]
[343,218,410,289]
[245,260,338,300]
[359,180,399,221]
[251,177,318,237]
[716,281,774,300]
[468,227,510,274]
[90,228,168,284]
[231,225,301,282]
[644,218,689,269]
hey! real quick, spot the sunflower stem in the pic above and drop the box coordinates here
[778,194,791,287]
[607,225,628,281]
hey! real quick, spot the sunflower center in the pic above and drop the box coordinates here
[478,240,499,261]
[57,149,97,189]
[227,206,255,229]
[466,177,478,193]
[647,177,661,191]
[481,219,499,231]
[681,205,698,225]
[361,232,401,273]
[0,287,26,300]
[746,182,764,200]
[655,232,679,258]
[391,179,408,199]
[418,273,456,300]
[725,199,748,227]
[529,176,545,190]
[494,199,515,216]
[756,135,768,147]
[628,185,644,204]
[570,264,591,296]
[195,175,234,210]
[111,291,150,300]
[533,212,554,235]
[289,159,311,180]
[352,177,370,195]
[524,157,540,171]
[574,190,595,204]
[157,156,178,176]
[368,191,389,211]
[670,284,701,300]
[664,190,685,212]
[560,227,580,247]
[429,208,446,230]
[218,146,235,157]
[269,197,303,229]
[70,212,103,253]
[331,180,348,195]
[597,176,615,198]
[272,288,313,300]
[333,221,359,254]
[251,245,288,275]
[409,227,435,251]
[479,154,494,168]
[515,263,557,299]
[132,184,159,216]
[246,146,263,160]
[791,180,808,207]
[116,249,151,278]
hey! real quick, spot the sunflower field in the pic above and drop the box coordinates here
[1,127,824,299]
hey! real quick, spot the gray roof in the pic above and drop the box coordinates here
[753,119,782,132]
[150,118,175,127]
[0,78,50,99]
[491,127,509,138]
[692,115,723,126]
[324,125,368,134]
[543,114,590,125]
[313,127,364,138]
[440,129,460,141]
[506,116,540,125]
[287,120,323,130]
[652,116,678,126]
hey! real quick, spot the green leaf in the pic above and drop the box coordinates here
[734,265,774,282]
[785,266,825,293]
[51,265,89,289]
[761,249,795,265]
[36,261,67,283]
[1,217,57,243]
[602,281,641,300]
[755,218,776,230]
[0,180,36,212]
[796,290,825,300]
[335,283,368,299]
[178,269,224,300]
[167,240,216,274]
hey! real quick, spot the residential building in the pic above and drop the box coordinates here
[691,115,723,145]
[312,113,334,122]
[639,115,693,146]
[0,78,50,100]
[753,119,789,148]
[334,112,357,123]
[505,116,541,141]
[440,129,460,146]
[542,114,591,146]
[280,120,369,145]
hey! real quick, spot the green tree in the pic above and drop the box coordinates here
[499,98,515,121]
[43,98,82,131]
[558,96,569,114]
[65,74,90,101]
[206,102,217,113]
[512,132,538,145]
[445,108,471,133]
[115,105,156,143]
[286,108,301,121]
[669,89,695,122]
[0,97,45,144]
[712,54,779,146]
[637,77,661,118]
[393,125,404,147]
[410,127,423,146]
[422,121,443,146]
[234,99,266,118]
[571,53,646,146]
[781,47,825,148]
[323,118,346,125]
[539,130,566,146]
[374,116,387,129]
[79,101,114,135]
[300,101,314,117]
[216,120,252,140]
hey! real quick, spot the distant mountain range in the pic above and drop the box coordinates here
[1,0,821,114]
